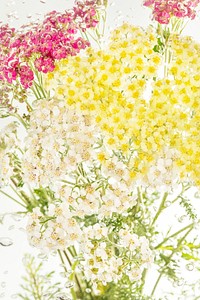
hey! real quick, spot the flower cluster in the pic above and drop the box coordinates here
[144,0,200,24]
[45,23,200,189]
[22,99,97,187]
[27,204,153,290]
[0,0,99,88]
[81,225,153,288]
[0,122,20,187]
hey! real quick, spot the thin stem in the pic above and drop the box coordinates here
[150,272,162,297]
[0,189,26,208]
[10,113,28,129]
[10,184,30,206]
[139,268,148,293]
[151,226,193,296]
[63,250,84,298]
[136,186,143,213]
[27,261,43,300]
[154,222,194,249]
[58,250,68,273]
[151,192,168,227]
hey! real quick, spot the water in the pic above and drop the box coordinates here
[0,237,13,247]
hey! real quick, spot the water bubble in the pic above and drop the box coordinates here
[56,293,71,300]
[177,278,185,286]
[186,263,194,271]
[0,237,13,247]
[77,265,84,271]
[135,211,142,218]
[8,225,15,231]
[0,293,5,298]
[38,253,48,260]
[12,214,23,222]
[194,191,200,199]
[0,215,5,224]
[65,281,74,289]
[165,201,171,207]
[86,288,91,293]
[178,215,187,223]
[1,282,6,288]
[19,227,26,233]
[43,294,51,299]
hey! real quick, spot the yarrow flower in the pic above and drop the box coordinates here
[44,23,200,189]
[144,0,200,24]
[0,122,20,187]
[0,0,100,89]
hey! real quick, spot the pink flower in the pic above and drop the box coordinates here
[144,0,200,24]
[0,0,101,88]
[18,65,34,89]
[34,57,55,73]
[154,10,171,24]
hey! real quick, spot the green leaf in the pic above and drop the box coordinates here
[182,253,200,261]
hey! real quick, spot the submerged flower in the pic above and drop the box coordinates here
[144,0,200,24]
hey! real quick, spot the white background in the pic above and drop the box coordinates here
[1,0,200,299]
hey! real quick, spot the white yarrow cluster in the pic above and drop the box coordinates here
[0,122,20,187]
[146,148,180,191]
[22,99,97,187]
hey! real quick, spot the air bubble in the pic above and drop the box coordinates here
[38,253,48,260]
[65,281,74,289]
[0,237,13,247]
[40,0,46,3]
[178,215,187,223]
[19,227,26,233]
[56,293,71,300]
[177,278,185,286]
[186,262,194,271]
[86,288,91,293]
[165,201,171,207]
[0,293,5,298]
[1,282,6,289]
[8,225,15,231]
[12,214,23,222]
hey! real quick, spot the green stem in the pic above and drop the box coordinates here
[136,186,143,213]
[151,192,168,227]
[58,250,68,273]
[10,113,28,129]
[29,263,42,300]
[154,222,194,249]
[150,272,162,297]
[10,183,31,207]
[58,250,77,300]
[139,268,148,293]
[63,250,84,298]
[151,226,193,297]
[0,189,26,208]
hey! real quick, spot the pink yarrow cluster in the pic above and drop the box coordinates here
[0,0,99,89]
[144,0,200,24]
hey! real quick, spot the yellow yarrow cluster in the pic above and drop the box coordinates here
[45,23,200,187]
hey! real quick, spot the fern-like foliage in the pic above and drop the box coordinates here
[179,196,197,220]
[18,254,62,300]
